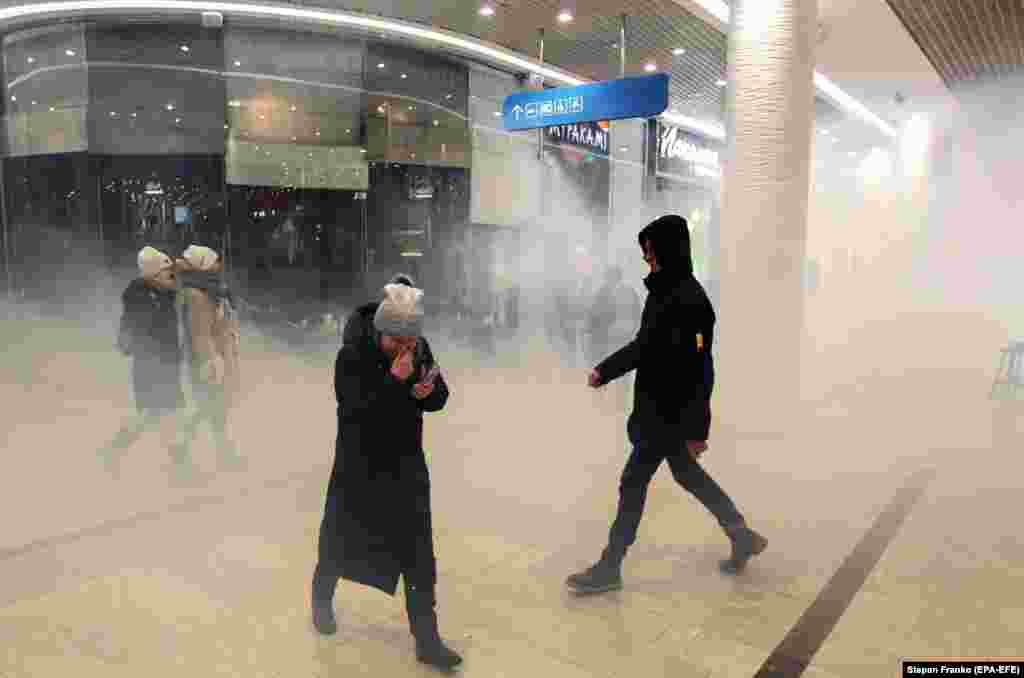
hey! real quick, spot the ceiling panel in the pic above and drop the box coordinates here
[331,0,729,122]
[886,0,1024,90]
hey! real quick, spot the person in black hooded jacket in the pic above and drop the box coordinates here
[311,274,462,670]
[566,215,767,595]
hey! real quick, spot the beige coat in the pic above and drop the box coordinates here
[184,286,242,410]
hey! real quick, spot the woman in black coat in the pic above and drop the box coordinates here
[312,280,462,670]
[100,246,186,473]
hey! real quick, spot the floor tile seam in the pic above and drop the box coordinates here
[458,618,668,678]
[0,466,328,564]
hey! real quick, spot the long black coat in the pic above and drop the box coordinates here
[595,269,715,442]
[117,279,184,415]
[318,303,449,596]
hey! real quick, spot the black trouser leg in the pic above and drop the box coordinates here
[605,444,664,567]
[401,503,439,638]
[664,451,745,530]
[312,562,339,605]
[311,562,340,634]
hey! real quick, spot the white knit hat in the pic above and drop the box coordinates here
[374,283,425,337]
[182,244,220,272]
[138,246,173,279]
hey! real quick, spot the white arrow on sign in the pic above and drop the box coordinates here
[511,105,524,119]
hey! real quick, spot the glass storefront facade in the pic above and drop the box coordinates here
[0,18,473,316]
[0,16,725,326]
[645,120,723,303]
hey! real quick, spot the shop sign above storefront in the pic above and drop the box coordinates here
[503,74,668,131]
[545,121,609,156]
[658,123,722,179]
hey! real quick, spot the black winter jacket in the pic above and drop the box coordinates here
[117,278,184,414]
[595,269,715,442]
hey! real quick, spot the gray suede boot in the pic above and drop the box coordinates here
[720,522,768,574]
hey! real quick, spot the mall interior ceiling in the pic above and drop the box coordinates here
[314,0,871,148]
[886,0,1024,91]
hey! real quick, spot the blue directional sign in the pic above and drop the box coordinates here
[503,73,669,131]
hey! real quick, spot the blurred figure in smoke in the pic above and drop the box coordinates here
[586,265,642,410]
[174,245,243,469]
[586,265,641,364]
[100,246,187,474]
[312,277,462,670]
[567,215,767,595]
[556,246,599,367]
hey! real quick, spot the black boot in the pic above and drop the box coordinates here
[311,565,338,635]
[406,584,462,670]
[566,546,624,594]
[720,523,768,575]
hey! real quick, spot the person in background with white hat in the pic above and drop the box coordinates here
[100,246,188,474]
[174,244,243,469]
[312,276,462,670]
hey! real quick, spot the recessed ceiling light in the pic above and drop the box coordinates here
[179,45,190,52]
[611,42,617,48]
[9,96,15,102]
[377,63,385,69]
[446,94,454,100]
[433,120,439,126]
[557,10,573,23]
[672,48,685,55]
[259,114,266,120]
[166,103,175,111]
[175,117,181,123]
[131,112,137,118]
[619,146,629,152]
[110,111,117,116]
[316,130,321,136]
[233,60,242,67]
[408,105,415,110]
[479,5,494,16]
[224,124,229,129]
[716,79,727,87]
[401,73,408,79]
[49,106,55,112]
[345,128,351,133]
[292,136,297,141]
[65,49,76,56]
[31,100,36,105]
[644,63,657,72]
[228,100,241,108]
[290,105,297,112]
[360,148,367,153]
[26,57,35,64]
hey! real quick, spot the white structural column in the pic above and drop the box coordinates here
[717,0,817,434]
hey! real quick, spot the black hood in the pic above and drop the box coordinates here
[638,214,693,276]
[123,277,175,304]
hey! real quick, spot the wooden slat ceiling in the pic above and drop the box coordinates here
[886,0,1024,90]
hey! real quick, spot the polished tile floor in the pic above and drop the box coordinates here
[2,316,1022,677]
